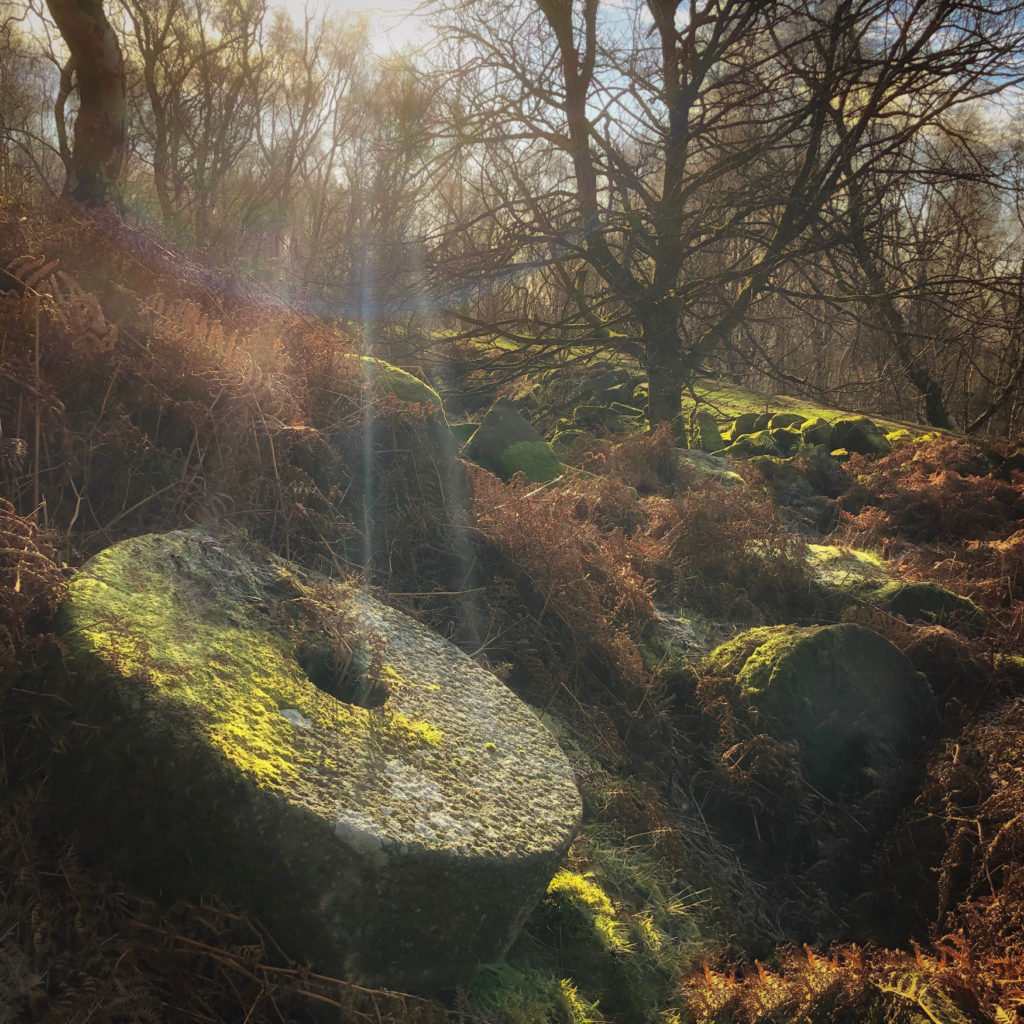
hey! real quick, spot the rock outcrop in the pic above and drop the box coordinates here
[56,530,581,991]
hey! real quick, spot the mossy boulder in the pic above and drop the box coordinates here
[705,623,932,795]
[466,400,563,483]
[769,412,805,430]
[875,581,984,633]
[731,412,760,438]
[805,544,984,633]
[500,441,563,483]
[55,531,581,991]
[769,426,803,456]
[721,429,779,459]
[348,354,443,410]
[831,416,891,456]
[694,410,726,453]
[800,417,833,448]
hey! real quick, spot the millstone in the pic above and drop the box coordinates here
[57,530,581,990]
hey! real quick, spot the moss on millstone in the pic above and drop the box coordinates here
[500,440,563,483]
[349,354,443,409]
[704,623,933,795]
[55,530,581,991]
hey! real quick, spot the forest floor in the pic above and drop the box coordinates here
[0,198,1022,1024]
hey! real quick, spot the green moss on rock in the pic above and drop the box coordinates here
[350,354,443,409]
[705,623,933,795]
[800,417,833,448]
[500,440,563,483]
[831,416,891,456]
[769,412,805,430]
[55,530,581,991]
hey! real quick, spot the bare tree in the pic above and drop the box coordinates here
[45,0,126,204]
[431,0,1024,430]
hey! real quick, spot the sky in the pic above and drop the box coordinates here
[275,0,431,52]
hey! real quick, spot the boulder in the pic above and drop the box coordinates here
[768,412,805,430]
[831,416,891,456]
[349,354,443,410]
[874,581,985,634]
[705,623,932,795]
[769,426,802,456]
[805,544,984,634]
[731,412,760,438]
[672,449,745,487]
[56,531,582,991]
[694,410,726,453]
[720,429,779,459]
[466,400,563,483]
[800,417,833,448]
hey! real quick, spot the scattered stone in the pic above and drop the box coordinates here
[800,417,833,448]
[705,623,933,795]
[768,412,805,430]
[731,412,760,438]
[769,426,802,456]
[721,429,779,459]
[752,413,772,430]
[672,448,745,487]
[56,531,582,991]
[805,544,985,634]
[831,416,891,456]
[466,400,563,483]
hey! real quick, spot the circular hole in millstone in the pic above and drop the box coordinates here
[296,639,389,709]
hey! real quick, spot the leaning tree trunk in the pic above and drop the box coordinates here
[45,0,127,206]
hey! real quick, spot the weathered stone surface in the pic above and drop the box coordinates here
[672,448,745,487]
[706,623,933,795]
[466,400,563,483]
[56,531,581,991]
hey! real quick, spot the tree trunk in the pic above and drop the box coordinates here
[45,0,127,206]
[644,306,685,439]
